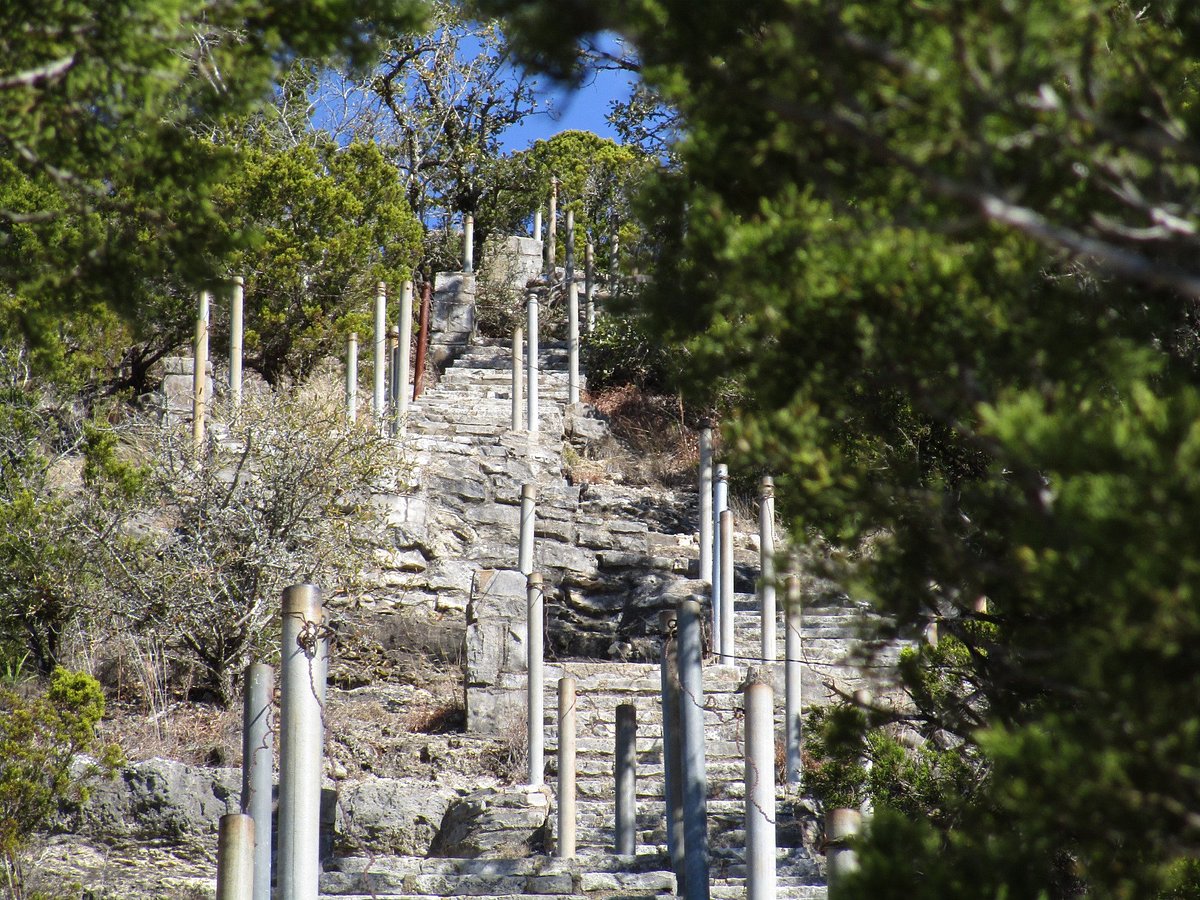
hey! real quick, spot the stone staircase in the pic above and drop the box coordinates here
[322,330,913,900]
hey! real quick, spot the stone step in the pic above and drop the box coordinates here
[319,893,666,900]
[320,866,674,898]
[325,856,672,878]
[711,884,827,900]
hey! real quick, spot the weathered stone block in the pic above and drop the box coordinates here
[371,493,427,529]
[501,235,544,290]
[465,569,532,734]
[430,786,551,858]
[334,778,455,856]
[62,757,240,841]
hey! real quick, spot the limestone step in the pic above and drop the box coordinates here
[320,867,674,898]
[710,883,827,900]
[325,857,676,878]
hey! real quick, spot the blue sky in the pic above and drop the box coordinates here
[497,33,639,152]
[499,65,637,152]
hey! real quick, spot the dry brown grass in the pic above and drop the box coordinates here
[587,384,699,487]
[98,701,243,766]
[482,715,529,784]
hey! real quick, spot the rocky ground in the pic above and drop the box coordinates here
[19,339,876,900]
[20,372,706,898]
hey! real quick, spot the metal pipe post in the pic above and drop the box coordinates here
[712,465,729,653]
[719,510,735,666]
[546,179,558,283]
[677,597,711,900]
[278,584,327,900]
[527,573,545,786]
[744,672,776,900]
[519,484,536,575]
[759,476,777,663]
[615,703,637,856]
[533,207,542,240]
[193,290,210,454]
[413,282,430,400]
[373,282,387,420]
[697,425,713,589]
[397,280,413,425]
[784,573,803,785]
[585,241,595,332]
[660,610,685,887]
[241,663,274,900]
[854,688,874,819]
[557,676,577,858]
[526,292,539,434]
[463,213,474,273]
[511,327,524,430]
[345,333,358,424]
[610,232,620,292]
[826,808,861,889]
[388,327,400,433]
[216,813,255,900]
[567,280,580,406]
[565,208,575,288]
[230,277,244,410]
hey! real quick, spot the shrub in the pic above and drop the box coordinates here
[87,371,412,706]
[0,668,122,887]
[582,313,680,393]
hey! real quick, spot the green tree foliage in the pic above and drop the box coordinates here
[509,129,648,261]
[319,0,541,272]
[0,0,427,359]
[214,136,422,383]
[0,668,122,884]
[581,312,678,393]
[484,0,1200,894]
[0,366,99,676]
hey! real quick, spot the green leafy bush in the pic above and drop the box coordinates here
[583,313,679,393]
[0,669,122,882]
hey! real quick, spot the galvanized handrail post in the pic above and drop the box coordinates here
[397,280,414,427]
[193,290,210,453]
[712,464,729,653]
[698,425,713,589]
[345,333,358,424]
[660,610,686,889]
[677,597,710,900]
[565,208,575,288]
[519,484,536,576]
[242,663,274,900]
[373,282,387,421]
[584,240,595,332]
[463,213,474,274]
[230,276,244,411]
[557,676,577,858]
[278,584,326,900]
[719,510,735,666]
[546,179,558,284]
[388,327,400,434]
[527,573,545,786]
[785,572,803,785]
[744,670,776,900]
[512,326,524,430]
[526,292,540,434]
[826,808,861,889]
[615,703,637,856]
[216,813,255,900]
[610,232,620,293]
[759,476,777,663]
[567,280,580,406]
